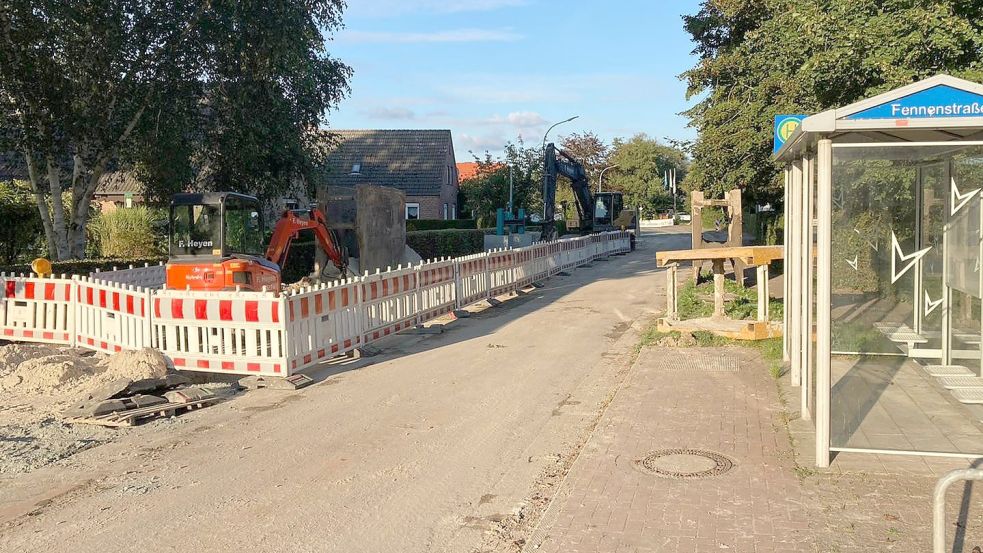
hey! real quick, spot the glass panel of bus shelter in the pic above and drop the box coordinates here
[947,155,983,377]
[830,144,983,455]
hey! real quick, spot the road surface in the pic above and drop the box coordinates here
[0,229,690,553]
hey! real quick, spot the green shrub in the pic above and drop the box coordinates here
[88,207,166,258]
[0,257,166,277]
[0,180,45,263]
[406,219,478,232]
[406,229,484,261]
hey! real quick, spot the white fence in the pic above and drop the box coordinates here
[0,231,631,376]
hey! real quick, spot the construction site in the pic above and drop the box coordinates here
[4,2,983,552]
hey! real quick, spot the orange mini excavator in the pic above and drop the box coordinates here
[165,192,349,292]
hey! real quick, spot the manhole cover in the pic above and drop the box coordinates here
[636,448,734,479]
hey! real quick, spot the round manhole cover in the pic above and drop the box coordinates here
[636,448,734,479]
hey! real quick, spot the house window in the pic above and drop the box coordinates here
[443,203,448,220]
[406,203,420,220]
[451,204,456,219]
[124,192,133,209]
[350,162,361,175]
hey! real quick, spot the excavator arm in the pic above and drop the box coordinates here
[543,143,595,241]
[265,208,349,275]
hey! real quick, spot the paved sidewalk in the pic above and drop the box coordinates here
[527,347,814,553]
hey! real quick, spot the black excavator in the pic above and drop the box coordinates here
[541,143,636,243]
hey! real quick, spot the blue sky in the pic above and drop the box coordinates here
[325,0,703,160]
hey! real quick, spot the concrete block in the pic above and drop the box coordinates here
[399,324,444,335]
[487,298,503,307]
[127,395,168,408]
[238,374,313,390]
[452,309,471,319]
[164,387,216,404]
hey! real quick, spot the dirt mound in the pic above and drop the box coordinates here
[0,343,59,378]
[5,354,90,393]
[97,348,168,383]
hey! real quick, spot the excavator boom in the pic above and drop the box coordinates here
[266,208,348,275]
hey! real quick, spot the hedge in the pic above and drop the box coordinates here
[406,229,484,261]
[405,219,477,232]
[0,257,167,277]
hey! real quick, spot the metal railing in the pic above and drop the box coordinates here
[934,468,983,553]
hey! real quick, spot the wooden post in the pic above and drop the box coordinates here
[666,263,679,320]
[712,259,725,319]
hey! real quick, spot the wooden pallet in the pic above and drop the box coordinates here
[69,397,220,427]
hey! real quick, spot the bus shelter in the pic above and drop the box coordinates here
[776,75,983,467]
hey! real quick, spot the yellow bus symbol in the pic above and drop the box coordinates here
[778,118,801,141]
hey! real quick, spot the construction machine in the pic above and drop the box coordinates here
[541,143,636,242]
[165,185,416,292]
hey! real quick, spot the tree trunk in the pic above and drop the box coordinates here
[23,151,58,259]
[45,157,72,260]
[68,162,106,259]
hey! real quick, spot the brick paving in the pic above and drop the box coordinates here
[527,347,813,553]
[526,345,983,553]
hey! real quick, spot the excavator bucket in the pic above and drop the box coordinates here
[318,184,420,276]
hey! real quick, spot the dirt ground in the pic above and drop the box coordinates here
[0,230,681,552]
[0,343,236,475]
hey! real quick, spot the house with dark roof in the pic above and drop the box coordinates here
[321,129,458,220]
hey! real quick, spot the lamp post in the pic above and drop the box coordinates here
[598,164,618,194]
[541,115,579,217]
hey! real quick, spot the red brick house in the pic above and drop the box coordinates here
[321,129,459,220]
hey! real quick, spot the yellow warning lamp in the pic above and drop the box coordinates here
[31,258,53,278]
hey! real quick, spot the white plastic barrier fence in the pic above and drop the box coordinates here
[152,288,287,376]
[75,277,153,354]
[0,231,631,376]
[284,278,362,373]
[0,274,74,344]
[456,253,489,308]
[417,258,457,323]
[361,266,419,344]
[91,262,166,288]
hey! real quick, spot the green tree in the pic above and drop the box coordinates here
[0,180,44,264]
[607,134,688,216]
[682,0,983,207]
[0,0,351,260]
[460,138,542,226]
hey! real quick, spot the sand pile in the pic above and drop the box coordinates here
[0,344,169,401]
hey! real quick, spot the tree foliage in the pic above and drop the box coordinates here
[460,138,543,226]
[682,0,983,207]
[607,134,687,216]
[0,180,44,263]
[0,0,351,259]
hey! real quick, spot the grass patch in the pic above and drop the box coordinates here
[676,279,783,321]
[639,327,679,348]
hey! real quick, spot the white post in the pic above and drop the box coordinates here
[801,153,815,419]
[815,139,833,468]
[757,264,768,322]
[790,160,804,387]
[783,165,791,362]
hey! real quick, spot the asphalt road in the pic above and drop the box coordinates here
[0,228,691,553]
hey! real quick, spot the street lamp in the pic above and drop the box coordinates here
[598,164,618,194]
[541,115,579,217]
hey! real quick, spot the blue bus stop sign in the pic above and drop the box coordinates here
[774,115,805,154]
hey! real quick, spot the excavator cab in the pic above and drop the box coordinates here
[166,192,281,291]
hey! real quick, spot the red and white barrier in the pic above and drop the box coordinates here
[75,277,152,354]
[455,253,489,307]
[0,274,74,345]
[361,266,418,344]
[0,231,632,376]
[285,278,362,373]
[417,258,457,323]
[152,288,286,376]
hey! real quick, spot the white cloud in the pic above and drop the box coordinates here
[339,28,522,44]
[346,0,526,17]
[363,107,416,120]
[505,111,546,127]
[457,132,508,155]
